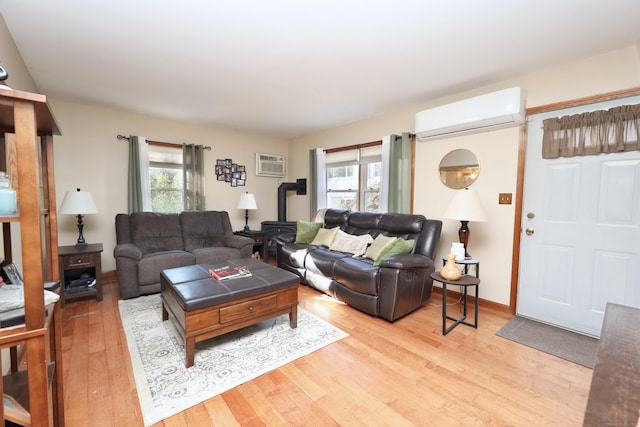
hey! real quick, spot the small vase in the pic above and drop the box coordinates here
[440,254,461,281]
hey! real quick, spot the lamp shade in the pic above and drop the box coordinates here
[237,192,257,210]
[59,189,98,215]
[443,187,487,222]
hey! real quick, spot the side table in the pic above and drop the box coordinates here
[430,271,480,335]
[59,243,103,306]
[234,230,268,260]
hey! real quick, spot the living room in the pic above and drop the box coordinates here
[1,2,640,425]
[2,17,639,312]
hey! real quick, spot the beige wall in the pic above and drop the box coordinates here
[288,45,640,306]
[51,99,289,271]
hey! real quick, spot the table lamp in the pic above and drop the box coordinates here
[59,188,98,247]
[237,192,257,231]
[443,187,487,259]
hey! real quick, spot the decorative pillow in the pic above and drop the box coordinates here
[310,226,340,247]
[295,220,322,243]
[373,238,415,266]
[329,230,374,256]
[364,234,397,262]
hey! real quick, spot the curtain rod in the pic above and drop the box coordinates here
[323,134,416,154]
[325,140,382,154]
[117,134,211,150]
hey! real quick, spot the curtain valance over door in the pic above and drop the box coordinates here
[542,104,640,159]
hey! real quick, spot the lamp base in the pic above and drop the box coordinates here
[244,209,251,232]
[458,220,471,259]
[76,214,88,248]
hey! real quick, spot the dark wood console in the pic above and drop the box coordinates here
[583,302,640,426]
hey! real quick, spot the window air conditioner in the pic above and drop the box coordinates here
[415,87,526,141]
[256,153,286,177]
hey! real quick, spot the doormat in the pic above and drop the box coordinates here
[496,316,598,368]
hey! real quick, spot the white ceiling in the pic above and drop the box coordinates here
[1,0,639,138]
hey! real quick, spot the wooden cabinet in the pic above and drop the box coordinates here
[234,230,267,260]
[59,243,103,306]
[0,85,64,426]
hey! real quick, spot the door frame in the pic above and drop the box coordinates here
[508,86,640,313]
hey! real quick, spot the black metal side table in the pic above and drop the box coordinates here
[430,271,480,335]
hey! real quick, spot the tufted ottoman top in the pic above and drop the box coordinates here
[160,258,298,312]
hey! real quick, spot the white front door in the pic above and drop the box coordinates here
[517,97,640,337]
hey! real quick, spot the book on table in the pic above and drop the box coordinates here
[208,265,252,280]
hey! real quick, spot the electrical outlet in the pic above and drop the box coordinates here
[499,193,512,205]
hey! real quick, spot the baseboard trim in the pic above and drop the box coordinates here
[433,286,510,313]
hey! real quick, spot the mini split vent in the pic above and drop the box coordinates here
[415,87,526,141]
[256,153,286,177]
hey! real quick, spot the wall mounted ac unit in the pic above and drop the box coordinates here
[256,153,286,177]
[415,87,525,141]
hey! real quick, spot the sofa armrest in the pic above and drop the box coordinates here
[378,254,436,321]
[379,253,434,270]
[224,234,254,250]
[113,243,142,299]
[275,232,296,245]
[113,243,142,260]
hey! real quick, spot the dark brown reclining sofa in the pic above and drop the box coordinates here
[114,211,254,299]
[277,209,442,321]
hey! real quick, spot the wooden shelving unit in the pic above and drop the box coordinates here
[0,85,64,426]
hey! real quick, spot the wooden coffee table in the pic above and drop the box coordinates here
[160,258,299,367]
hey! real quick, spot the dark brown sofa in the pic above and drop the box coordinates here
[277,209,442,321]
[114,211,254,299]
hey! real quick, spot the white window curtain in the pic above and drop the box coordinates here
[310,147,326,217]
[127,135,151,213]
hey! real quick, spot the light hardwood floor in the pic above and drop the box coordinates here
[61,277,592,426]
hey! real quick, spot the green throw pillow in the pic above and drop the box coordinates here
[295,220,322,243]
[373,238,415,266]
[310,226,340,247]
[364,234,397,262]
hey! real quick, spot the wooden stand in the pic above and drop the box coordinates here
[59,243,103,306]
[0,85,64,426]
[234,230,268,260]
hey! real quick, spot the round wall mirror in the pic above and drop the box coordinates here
[439,149,480,189]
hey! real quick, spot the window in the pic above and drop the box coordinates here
[148,145,184,213]
[326,144,381,212]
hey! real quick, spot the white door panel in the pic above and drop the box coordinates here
[518,96,640,337]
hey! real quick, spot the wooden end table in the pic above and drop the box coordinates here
[234,230,268,260]
[59,243,103,306]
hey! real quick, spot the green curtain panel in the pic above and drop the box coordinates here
[183,144,205,211]
[127,135,151,213]
[387,132,412,213]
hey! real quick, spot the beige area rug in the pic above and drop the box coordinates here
[496,316,598,368]
[119,294,348,426]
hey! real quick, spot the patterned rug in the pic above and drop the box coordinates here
[119,294,348,426]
